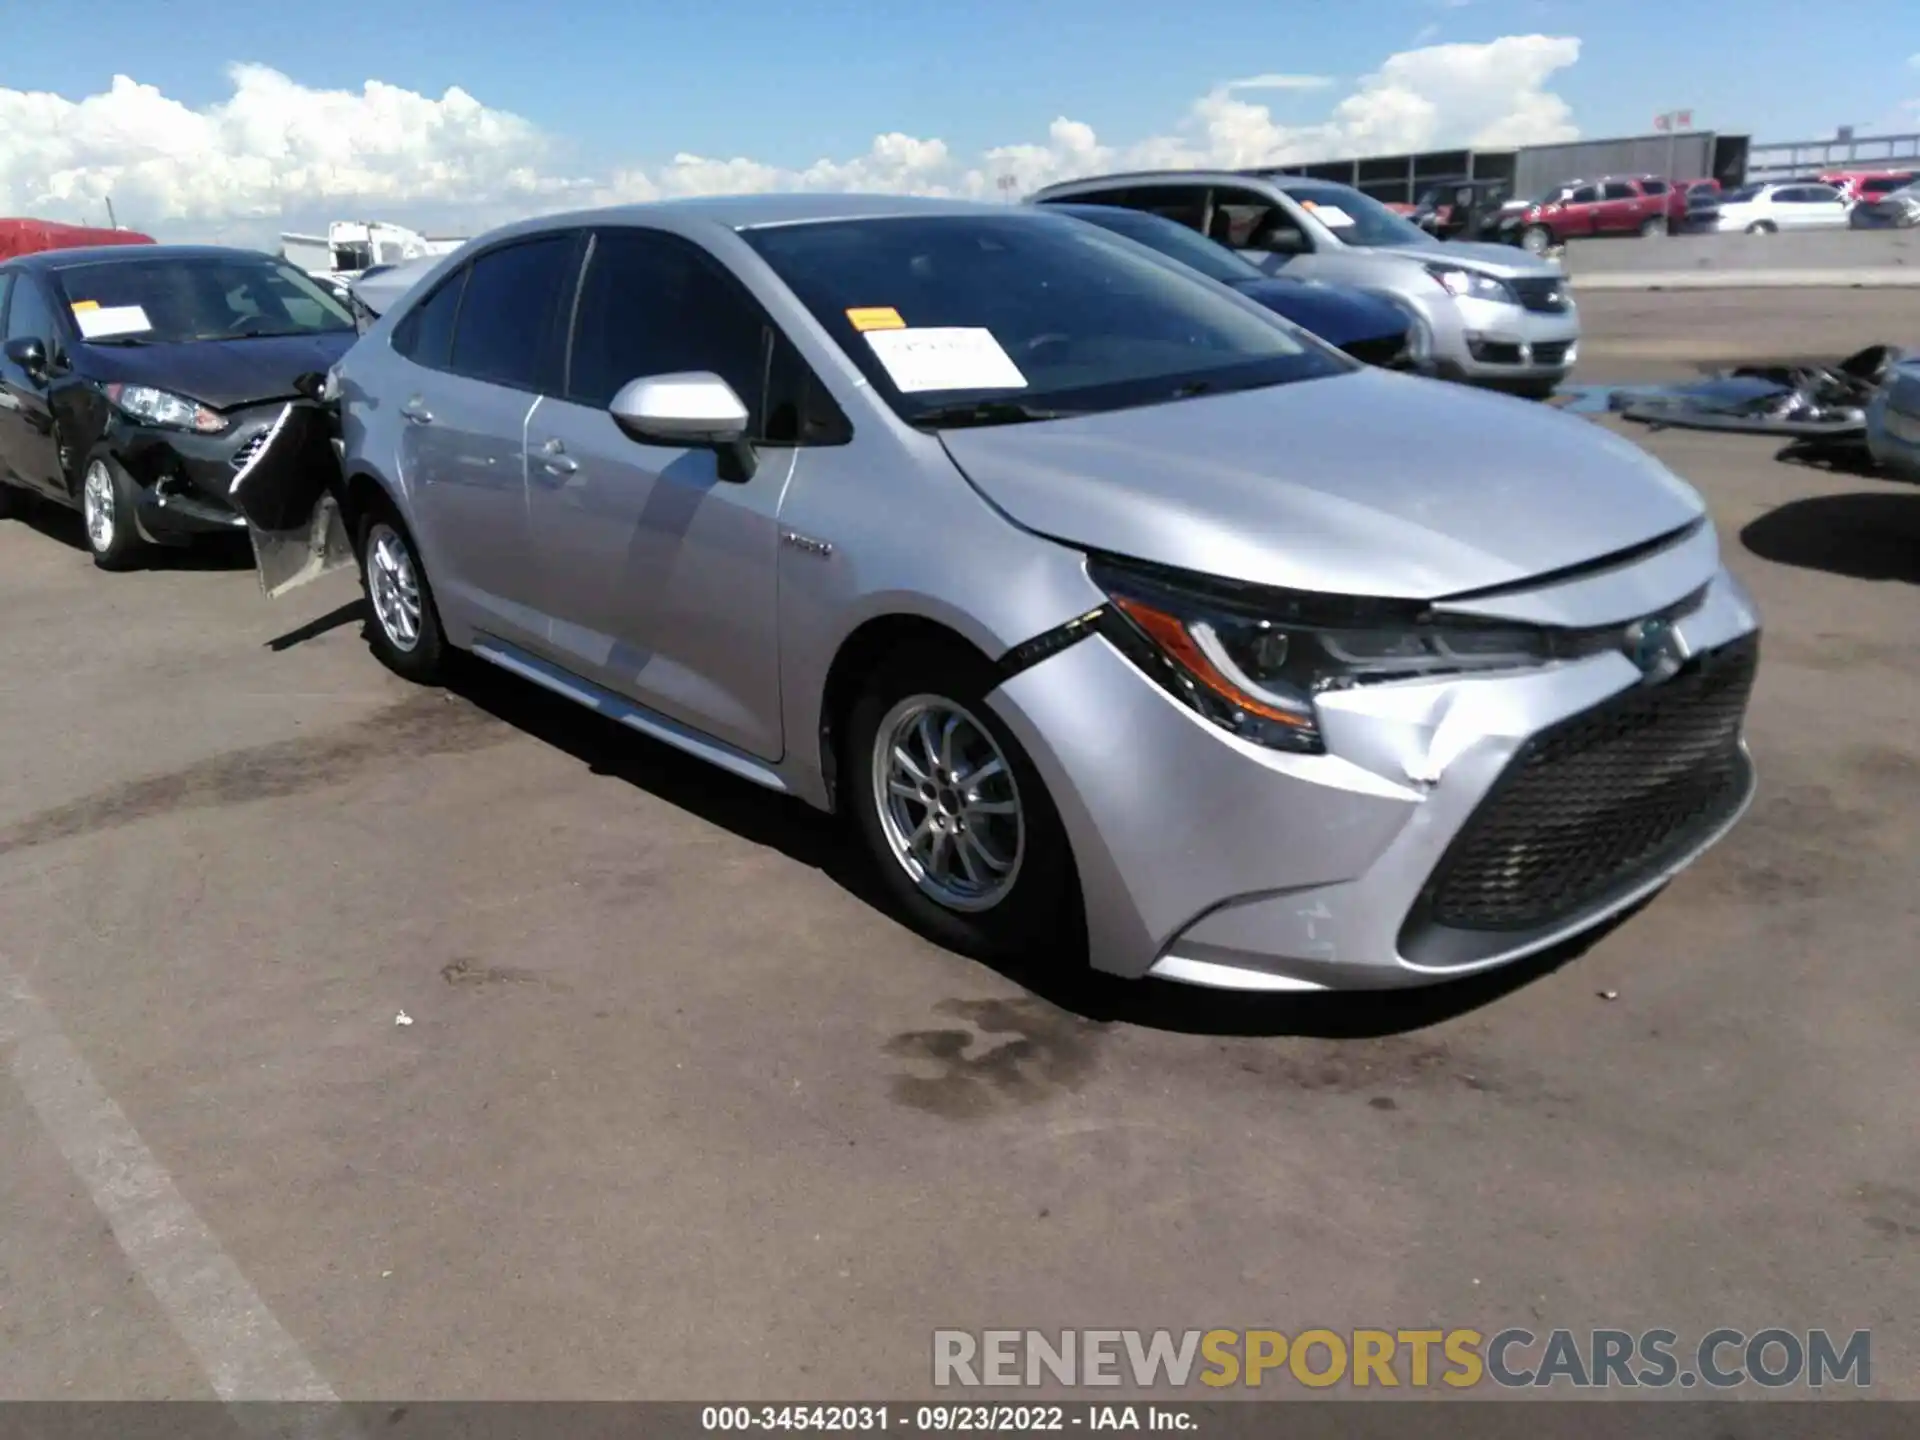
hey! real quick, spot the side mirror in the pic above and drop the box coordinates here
[609,371,757,481]
[4,336,49,381]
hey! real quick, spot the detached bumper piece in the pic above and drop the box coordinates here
[1401,634,1758,965]
[1612,344,1910,441]
[225,401,356,599]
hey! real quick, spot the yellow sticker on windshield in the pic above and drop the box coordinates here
[70,300,100,312]
[846,306,905,331]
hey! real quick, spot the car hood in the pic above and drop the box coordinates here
[937,369,1706,600]
[1360,239,1561,276]
[1230,277,1407,346]
[78,332,356,411]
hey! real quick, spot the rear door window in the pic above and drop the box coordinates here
[1120,186,1209,231]
[447,235,578,392]
[391,269,467,371]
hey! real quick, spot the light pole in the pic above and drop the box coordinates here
[996,175,1018,204]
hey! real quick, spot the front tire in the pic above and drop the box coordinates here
[1520,224,1553,255]
[357,504,448,684]
[845,645,1081,965]
[80,451,147,572]
[1746,220,1777,235]
[1639,215,1668,237]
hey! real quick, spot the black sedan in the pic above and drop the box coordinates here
[1049,203,1419,368]
[0,244,355,569]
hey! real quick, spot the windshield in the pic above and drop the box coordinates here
[52,254,356,344]
[1272,184,1433,248]
[741,213,1347,426]
[1052,206,1263,285]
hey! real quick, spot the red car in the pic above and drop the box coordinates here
[1509,175,1688,254]
[1818,170,1915,204]
[0,218,155,261]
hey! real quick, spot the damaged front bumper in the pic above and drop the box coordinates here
[986,544,1762,992]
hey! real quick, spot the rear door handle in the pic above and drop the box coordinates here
[401,396,433,425]
[537,437,578,476]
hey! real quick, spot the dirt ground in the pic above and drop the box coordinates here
[0,289,1915,1402]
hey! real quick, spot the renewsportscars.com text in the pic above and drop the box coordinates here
[932,1328,1872,1390]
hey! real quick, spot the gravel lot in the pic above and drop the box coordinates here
[1,289,1916,1401]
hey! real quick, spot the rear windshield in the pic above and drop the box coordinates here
[741,213,1348,427]
[1274,184,1434,248]
[50,254,355,345]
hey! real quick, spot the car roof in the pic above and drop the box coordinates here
[1032,169,1361,199]
[3,242,274,274]
[468,193,1026,248]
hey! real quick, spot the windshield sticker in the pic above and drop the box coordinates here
[1305,204,1355,228]
[864,327,1028,393]
[846,306,906,332]
[70,300,100,313]
[74,304,153,340]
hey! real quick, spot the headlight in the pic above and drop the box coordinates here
[1090,557,1555,754]
[105,383,228,434]
[1425,264,1516,306]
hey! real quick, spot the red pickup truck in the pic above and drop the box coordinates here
[0,218,155,260]
[1509,175,1688,254]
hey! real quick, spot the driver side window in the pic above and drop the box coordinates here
[5,275,59,348]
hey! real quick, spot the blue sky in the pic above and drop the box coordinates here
[3,0,1915,174]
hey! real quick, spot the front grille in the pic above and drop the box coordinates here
[1508,276,1571,314]
[1341,333,1411,368]
[229,430,269,471]
[1421,635,1758,931]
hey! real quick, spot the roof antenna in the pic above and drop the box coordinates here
[105,196,119,231]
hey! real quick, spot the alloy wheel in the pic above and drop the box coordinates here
[871,694,1025,912]
[82,461,116,554]
[366,522,423,653]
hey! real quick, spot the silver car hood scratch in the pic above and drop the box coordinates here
[937,370,1706,600]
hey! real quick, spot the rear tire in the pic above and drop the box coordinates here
[844,644,1082,966]
[356,502,448,685]
[1746,220,1777,235]
[1639,216,1669,237]
[80,451,147,572]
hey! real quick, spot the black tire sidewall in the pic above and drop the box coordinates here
[81,448,145,571]
[844,647,1082,966]
[357,504,447,683]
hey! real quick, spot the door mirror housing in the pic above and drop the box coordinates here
[609,371,757,481]
[4,336,49,382]
[610,371,750,445]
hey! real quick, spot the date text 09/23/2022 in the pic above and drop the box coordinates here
[701,1405,1188,1431]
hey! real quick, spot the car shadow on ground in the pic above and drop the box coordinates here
[1741,491,1920,584]
[1772,438,1887,479]
[430,654,1592,1039]
[9,494,254,572]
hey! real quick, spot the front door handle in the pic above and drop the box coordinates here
[537,437,578,476]
[401,396,433,425]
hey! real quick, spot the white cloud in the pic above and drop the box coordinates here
[1221,73,1337,92]
[1,38,1583,247]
